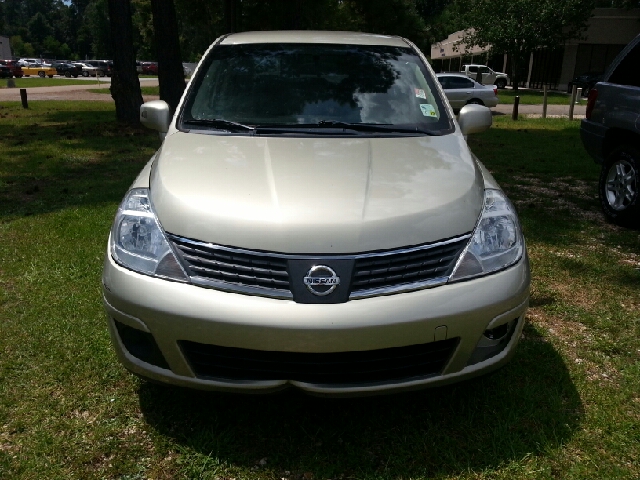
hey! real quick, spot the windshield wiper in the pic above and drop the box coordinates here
[183,118,255,132]
[316,120,429,134]
[254,121,431,135]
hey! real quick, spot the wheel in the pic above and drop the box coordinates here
[98,71,105,77]
[466,99,484,106]
[83,71,88,77]
[64,71,71,78]
[599,145,640,227]
[38,71,45,78]
[495,78,507,89]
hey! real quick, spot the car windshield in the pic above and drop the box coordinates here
[181,43,452,135]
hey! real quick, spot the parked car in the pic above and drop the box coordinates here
[567,71,603,96]
[0,60,23,78]
[84,60,111,77]
[17,58,40,67]
[437,73,499,111]
[0,64,12,78]
[73,62,100,77]
[461,64,510,89]
[20,64,56,78]
[580,34,640,227]
[141,61,158,75]
[51,62,82,78]
[103,31,530,396]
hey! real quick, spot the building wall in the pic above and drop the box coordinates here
[0,36,12,59]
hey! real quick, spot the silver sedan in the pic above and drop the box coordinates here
[437,73,499,111]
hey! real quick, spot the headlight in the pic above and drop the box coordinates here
[110,188,188,281]
[450,189,524,281]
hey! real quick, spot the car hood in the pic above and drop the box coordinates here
[150,131,484,254]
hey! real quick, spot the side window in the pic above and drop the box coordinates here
[438,76,449,89]
[448,77,474,89]
[468,66,477,73]
[608,41,640,87]
[479,67,490,74]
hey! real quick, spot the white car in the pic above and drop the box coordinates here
[103,31,529,396]
[437,73,499,111]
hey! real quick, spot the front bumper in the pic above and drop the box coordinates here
[102,250,530,396]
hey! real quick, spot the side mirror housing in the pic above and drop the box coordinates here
[458,104,492,135]
[140,100,171,133]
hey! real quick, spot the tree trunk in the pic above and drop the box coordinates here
[510,54,520,93]
[150,0,186,114]
[107,0,143,124]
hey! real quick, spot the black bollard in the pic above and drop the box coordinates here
[512,95,519,120]
[20,88,28,109]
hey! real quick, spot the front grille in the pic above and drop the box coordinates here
[168,234,291,295]
[168,234,469,300]
[351,239,467,294]
[180,338,459,385]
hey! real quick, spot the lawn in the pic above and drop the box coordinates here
[1,78,104,88]
[0,103,639,479]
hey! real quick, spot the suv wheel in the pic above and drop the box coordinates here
[599,145,640,227]
[496,78,507,89]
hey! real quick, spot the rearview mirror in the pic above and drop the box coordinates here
[140,100,171,134]
[458,104,492,135]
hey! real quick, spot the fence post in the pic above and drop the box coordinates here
[19,88,28,109]
[569,85,577,120]
[542,85,548,119]
[512,95,520,120]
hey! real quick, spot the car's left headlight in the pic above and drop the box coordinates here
[110,188,188,281]
[449,189,524,281]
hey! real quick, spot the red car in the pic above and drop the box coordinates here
[0,60,24,78]
[141,62,158,75]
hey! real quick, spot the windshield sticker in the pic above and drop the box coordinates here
[420,104,437,117]
[414,88,426,99]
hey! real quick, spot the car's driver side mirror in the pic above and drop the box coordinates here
[458,104,492,135]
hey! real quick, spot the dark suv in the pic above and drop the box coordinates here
[51,62,82,78]
[580,34,640,227]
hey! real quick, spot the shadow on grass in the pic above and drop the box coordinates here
[0,104,159,220]
[138,325,582,479]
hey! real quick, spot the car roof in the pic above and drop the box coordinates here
[220,30,409,47]
[436,73,474,78]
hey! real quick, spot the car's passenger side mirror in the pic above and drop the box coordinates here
[140,100,171,134]
[458,104,492,135]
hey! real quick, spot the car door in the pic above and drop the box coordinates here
[480,66,496,85]
[443,76,475,109]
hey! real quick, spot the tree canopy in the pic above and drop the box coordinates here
[1,0,456,61]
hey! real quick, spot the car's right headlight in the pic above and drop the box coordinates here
[110,188,188,282]
[449,188,524,281]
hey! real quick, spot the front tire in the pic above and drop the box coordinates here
[64,71,71,78]
[599,145,640,227]
[83,71,89,77]
[38,71,45,78]
[496,78,507,89]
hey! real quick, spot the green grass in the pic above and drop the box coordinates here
[497,88,578,105]
[1,104,639,479]
[1,78,103,88]
[88,86,159,95]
